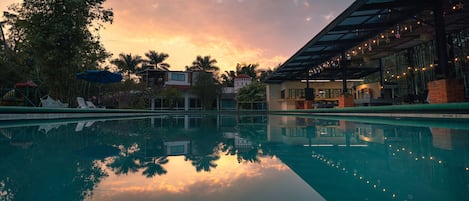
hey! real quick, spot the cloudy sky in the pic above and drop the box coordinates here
[1,0,354,72]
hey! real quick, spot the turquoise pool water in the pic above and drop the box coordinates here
[0,115,468,201]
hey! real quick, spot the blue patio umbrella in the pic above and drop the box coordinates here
[76,69,122,83]
[76,70,122,105]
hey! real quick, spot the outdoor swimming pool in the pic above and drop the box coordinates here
[0,114,468,201]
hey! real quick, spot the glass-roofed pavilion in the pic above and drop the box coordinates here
[265,0,469,110]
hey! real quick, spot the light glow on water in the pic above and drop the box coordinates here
[0,115,468,201]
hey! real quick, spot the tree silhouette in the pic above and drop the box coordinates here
[144,50,170,71]
[185,154,220,172]
[236,63,258,79]
[107,144,141,175]
[186,55,219,73]
[111,53,143,80]
[142,156,169,178]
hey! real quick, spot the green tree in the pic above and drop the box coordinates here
[3,0,113,100]
[237,82,266,110]
[144,50,170,71]
[191,72,221,110]
[160,87,182,109]
[111,53,143,80]
[186,55,219,73]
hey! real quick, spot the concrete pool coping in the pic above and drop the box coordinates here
[1,102,469,121]
[270,102,469,119]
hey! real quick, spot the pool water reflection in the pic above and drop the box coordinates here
[0,115,468,201]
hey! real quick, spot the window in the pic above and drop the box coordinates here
[287,88,305,99]
[169,145,185,155]
[170,73,185,81]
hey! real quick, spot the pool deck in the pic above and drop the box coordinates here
[1,102,469,121]
[271,102,469,119]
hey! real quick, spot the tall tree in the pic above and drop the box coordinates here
[160,87,182,109]
[3,0,113,100]
[220,70,236,87]
[190,72,221,110]
[236,63,258,79]
[186,55,219,73]
[144,50,170,71]
[111,53,143,80]
[258,68,275,82]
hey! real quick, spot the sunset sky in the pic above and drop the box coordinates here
[1,0,354,72]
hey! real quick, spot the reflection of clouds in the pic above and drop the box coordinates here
[93,155,291,200]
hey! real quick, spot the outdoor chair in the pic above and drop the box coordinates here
[40,95,69,108]
[86,100,105,109]
[86,101,97,108]
[77,97,88,109]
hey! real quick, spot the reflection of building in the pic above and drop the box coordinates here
[163,141,191,156]
[223,132,253,152]
[267,117,469,201]
[268,116,365,146]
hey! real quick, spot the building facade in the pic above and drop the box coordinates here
[139,69,253,111]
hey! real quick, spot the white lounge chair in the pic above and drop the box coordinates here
[86,101,97,108]
[40,95,69,108]
[77,97,88,108]
[75,121,95,132]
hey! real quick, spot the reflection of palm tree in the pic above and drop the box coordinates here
[107,155,140,175]
[107,144,141,175]
[237,147,261,163]
[220,143,237,156]
[185,154,220,172]
[142,156,169,178]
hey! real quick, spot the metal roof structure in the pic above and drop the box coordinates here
[265,0,443,83]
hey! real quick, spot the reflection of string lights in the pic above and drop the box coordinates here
[311,151,399,200]
[311,146,469,201]
[389,144,469,171]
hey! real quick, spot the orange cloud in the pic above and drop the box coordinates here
[2,0,353,73]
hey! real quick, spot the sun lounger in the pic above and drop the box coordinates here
[86,101,97,108]
[77,97,88,108]
[40,95,68,108]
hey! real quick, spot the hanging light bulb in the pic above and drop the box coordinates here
[395,24,401,39]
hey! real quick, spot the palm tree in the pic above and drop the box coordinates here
[258,68,274,82]
[236,63,258,79]
[186,55,219,73]
[220,70,236,87]
[144,50,170,71]
[110,53,143,79]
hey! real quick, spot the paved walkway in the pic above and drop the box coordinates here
[1,102,469,121]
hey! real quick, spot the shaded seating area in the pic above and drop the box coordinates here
[354,82,394,106]
[265,0,469,110]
